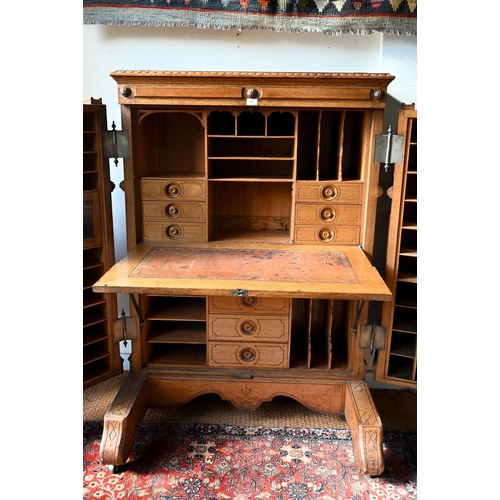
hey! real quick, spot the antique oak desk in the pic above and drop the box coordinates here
[93,71,394,476]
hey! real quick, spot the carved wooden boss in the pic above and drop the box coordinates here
[93,71,395,476]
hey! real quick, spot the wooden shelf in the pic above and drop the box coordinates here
[83,102,122,389]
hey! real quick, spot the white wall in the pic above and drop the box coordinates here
[83,26,416,256]
[83,26,417,369]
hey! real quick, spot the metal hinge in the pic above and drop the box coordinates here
[232,288,249,297]
[359,321,387,355]
[112,310,137,347]
[102,121,130,167]
[374,125,404,172]
[111,295,144,346]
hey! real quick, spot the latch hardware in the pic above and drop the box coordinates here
[374,125,404,172]
[359,321,387,354]
[232,288,249,297]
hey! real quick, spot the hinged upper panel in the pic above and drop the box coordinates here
[110,71,395,109]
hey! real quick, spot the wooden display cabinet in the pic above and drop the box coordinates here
[92,71,396,475]
[375,104,417,388]
[83,100,123,389]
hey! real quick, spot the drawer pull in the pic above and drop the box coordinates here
[321,185,338,200]
[120,86,132,98]
[240,320,257,335]
[240,347,256,362]
[320,207,336,222]
[243,87,260,99]
[318,227,335,242]
[165,203,181,218]
[241,297,257,308]
[165,224,182,239]
[165,182,181,198]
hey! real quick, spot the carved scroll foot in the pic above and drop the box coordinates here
[99,372,149,467]
[344,381,384,476]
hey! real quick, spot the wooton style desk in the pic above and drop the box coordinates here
[93,71,394,476]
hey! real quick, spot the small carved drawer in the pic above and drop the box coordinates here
[295,182,363,204]
[142,201,206,222]
[208,296,290,314]
[141,178,206,201]
[142,221,207,241]
[208,314,290,342]
[294,225,360,245]
[295,204,361,225]
[208,342,289,369]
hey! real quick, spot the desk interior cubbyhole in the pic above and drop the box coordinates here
[400,228,417,255]
[210,181,292,242]
[389,330,417,357]
[397,255,417,282]
[267,111,295,136]
[136,111,205,177]
[394,281,417,308]
[404,171,417,200]
[141,295,207,367]
[387,354,415,381]
[237,110,266,136]
[393,305,417,333]
[290,298,349,371]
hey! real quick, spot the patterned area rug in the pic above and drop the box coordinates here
[83,420,416,499]
[83,0,417,36]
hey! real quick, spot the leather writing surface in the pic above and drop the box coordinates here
[130,247,359,284]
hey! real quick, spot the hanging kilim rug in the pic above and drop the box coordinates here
[83,0,417,36]
[83,421,417,499]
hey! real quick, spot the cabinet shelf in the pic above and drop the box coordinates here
[83,345,110,365]
[83,293,106,309]
[209,176,293,182]
[146,299,206,322]
[83,257,104,271]
[147,344,207,367]
[393,306,417,333]
[147,322,207,344]
[84,329,109,346]
[84,312,107,328]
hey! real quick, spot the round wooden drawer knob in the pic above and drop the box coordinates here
[321,185,338,200]
[241,297,257,308]
[240,320,257,335]
[240,348,256,362]
[165,182,181,198]
[165,224,182,239]
[320,207,336,222]
[165,203,181,218]
[318,227,335,243]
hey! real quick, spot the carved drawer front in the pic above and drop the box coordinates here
[142,221,207,241]
[208,315,290,342]
[295,204,361,225]
[294,225,360,245]
[141,179,206,201]
[208,342,289,368]
[142,201,206,221]
[295,182,363,203]
[208,296,290,314]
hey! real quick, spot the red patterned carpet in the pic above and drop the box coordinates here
[83,421,416,499]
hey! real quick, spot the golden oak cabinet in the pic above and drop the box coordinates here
[83,100,123,389]
[375,105,417,388]
[92,71,396,476]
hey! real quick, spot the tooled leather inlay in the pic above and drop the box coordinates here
[130,248,359,284]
